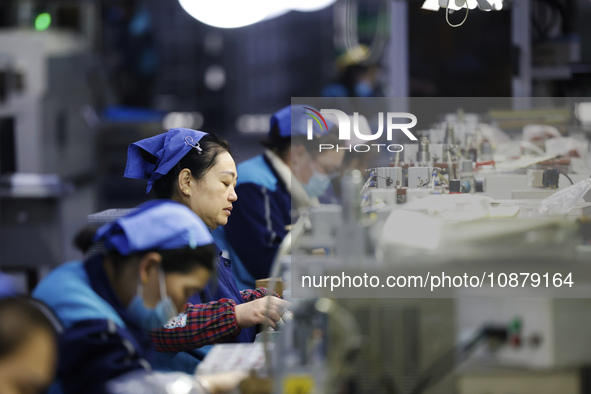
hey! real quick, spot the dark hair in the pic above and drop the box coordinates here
[153,133,233,199]
[73,226,98,254]
[157,244,216,274]
[0,297,57,359]
[110,244,216,276]
[262,124,341,159]
[339,64,371,97]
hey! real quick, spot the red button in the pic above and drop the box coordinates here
[510,334,521,348]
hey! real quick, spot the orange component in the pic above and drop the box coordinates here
[475,160,495,169]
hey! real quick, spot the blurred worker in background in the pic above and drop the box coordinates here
[0,297,57,394]
[33,200,242,393]
[321,45,383,98]
[214,104,345,290]
[125,129,289,372]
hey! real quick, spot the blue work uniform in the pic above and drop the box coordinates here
[33,255,155,394]
[214,154,291,290]
[153,244,257,373]
[188,246,257,343]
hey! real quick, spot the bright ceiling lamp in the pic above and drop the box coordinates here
[179,0,337,28]
[421,0,441,11]
[178,0,283,29]
[264,7,290,20]
[421,0,503,27]
[423,0,502,10]
[289,0,338,12]
[489,0,503,10]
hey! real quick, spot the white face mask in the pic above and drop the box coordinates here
[127,267,178,330]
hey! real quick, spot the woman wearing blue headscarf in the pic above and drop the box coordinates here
[124,129,289,372]
[32,200,240,393]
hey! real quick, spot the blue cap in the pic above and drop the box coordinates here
[270,105,334,138]
[94,200,213,256]
[125,128,208,193]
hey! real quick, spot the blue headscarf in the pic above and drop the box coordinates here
[94,200,213,255]
[125,128,208,193]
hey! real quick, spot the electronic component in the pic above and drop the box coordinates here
[474,178,486,193]
[408,167,432,188]
[543,169,560,189]
[375,167,402,189]
[527,169,546,188]
[417,136,431,165]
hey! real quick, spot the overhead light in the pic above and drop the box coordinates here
[236,114,271,134]
[430,0,501,10]
[491,0,503,10]
[178,0,279,29]
[476,0,493,10]
[421,0,440,11]
[204,65,226,91]
[179,0,337,29]
[289,0,338,12]
[422,0,502,27]
[264,7,290,20]
[163,112,204,130]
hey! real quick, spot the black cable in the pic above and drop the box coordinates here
[372,174,394,187]
[408,326,508,394]
[559,171,574,185]
[408,331,485,394]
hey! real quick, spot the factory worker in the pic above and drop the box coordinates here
[321,45,383,98]
[33,200,241,394]
[0,297,58,394]
[125,129,289,371]
[214,105,345,290]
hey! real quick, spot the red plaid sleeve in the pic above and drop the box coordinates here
[240,287,281,302]
[149,299,241,352]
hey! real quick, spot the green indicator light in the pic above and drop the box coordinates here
[509,318,522,333]
[35,13,51,31]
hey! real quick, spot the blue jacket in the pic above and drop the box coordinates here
[214,154,291,290]
[153,246,257,374]
[33,256,155,394]
[188,248,256,343]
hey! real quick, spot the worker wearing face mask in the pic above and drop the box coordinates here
[320,45,383,99]
[214,105,345,290]
[32,200,244,394]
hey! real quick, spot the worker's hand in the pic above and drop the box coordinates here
[198,371,247,394]
[235,296,291,329]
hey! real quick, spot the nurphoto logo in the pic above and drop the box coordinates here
[305,108,418,153]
